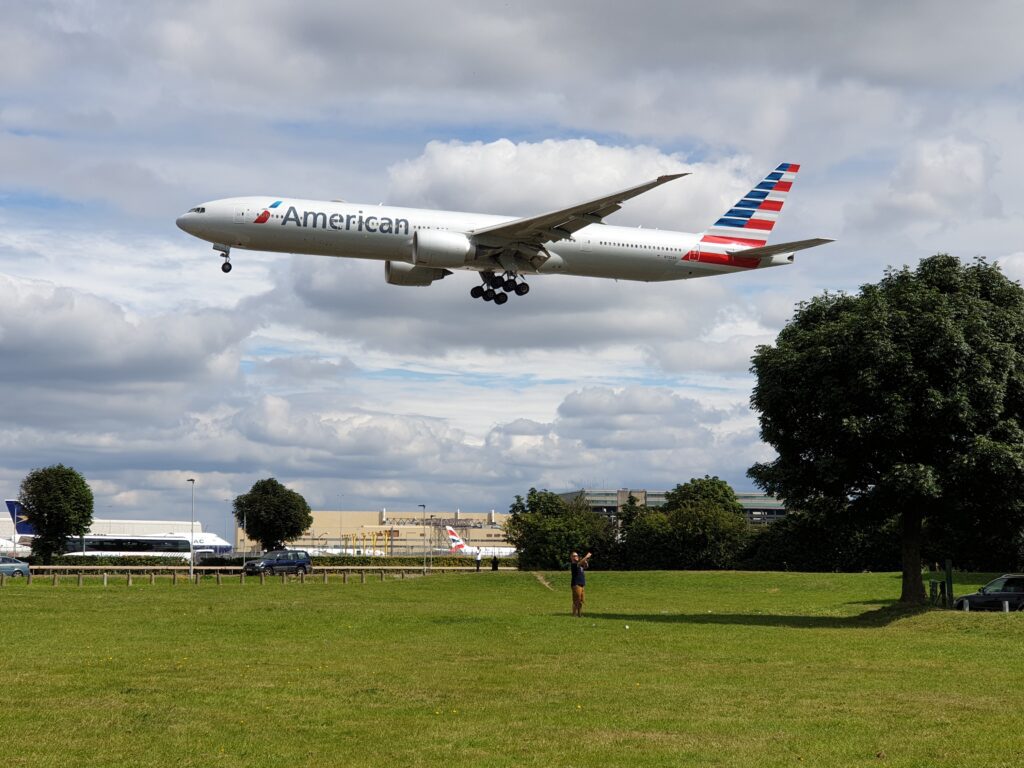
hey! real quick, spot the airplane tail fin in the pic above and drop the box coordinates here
[689,163,830,267]
[445,526,468,554]
[5,500,36,536]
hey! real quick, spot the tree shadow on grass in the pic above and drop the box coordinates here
[584,604,930,629]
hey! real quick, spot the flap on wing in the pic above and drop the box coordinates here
[469,173,689,246]
[727,238,834,259]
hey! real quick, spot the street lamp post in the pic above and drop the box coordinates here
[187,478,195,581]
[418,504,426,574]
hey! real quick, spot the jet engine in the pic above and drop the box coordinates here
[384,261,451,286]
[412,230,476,268]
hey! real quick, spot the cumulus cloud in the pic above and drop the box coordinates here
[3,2,1024,529]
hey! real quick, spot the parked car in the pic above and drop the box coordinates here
[0,556,30,578]
[243,550,312,575]
[953,574,1024,611]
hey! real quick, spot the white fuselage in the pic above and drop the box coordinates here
[176,197,780,282]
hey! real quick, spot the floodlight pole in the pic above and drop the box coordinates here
[187,478,195,581]
[418,504,426,574]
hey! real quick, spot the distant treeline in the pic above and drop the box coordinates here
[503,479,1024,573]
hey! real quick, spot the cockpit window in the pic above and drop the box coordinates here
[188,207,207,214]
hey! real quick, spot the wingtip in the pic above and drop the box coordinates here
[657,172,690,183]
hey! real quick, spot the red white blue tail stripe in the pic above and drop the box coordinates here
[445,526,467,553]
[686,163,801,268]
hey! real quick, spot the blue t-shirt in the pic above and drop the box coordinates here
[570,562,586,587]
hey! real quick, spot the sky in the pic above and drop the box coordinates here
[3,1,1024,541]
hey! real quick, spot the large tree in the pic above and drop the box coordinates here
[233,478,313,552]
[504,488,616,570]
[749,255,1024,602]
[19,464,94,564]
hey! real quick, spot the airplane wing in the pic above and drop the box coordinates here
[468,173,689,249]
[727,238,834,259]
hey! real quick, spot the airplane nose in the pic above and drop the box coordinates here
[176,213,198,236]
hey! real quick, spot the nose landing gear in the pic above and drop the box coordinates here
[470,272,529,305]
[214,244,232,273]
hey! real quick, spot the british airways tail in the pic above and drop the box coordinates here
[689,164,832,268]
[445,525,470,554]
[444,525,517,557]
[5,500,36,536]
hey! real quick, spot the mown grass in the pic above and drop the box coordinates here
[1,570,1021,767]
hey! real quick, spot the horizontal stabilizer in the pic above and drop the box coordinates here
[728,238,833,259]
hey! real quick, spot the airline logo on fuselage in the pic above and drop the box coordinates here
[277,205,410,235]
[254,200,282,224]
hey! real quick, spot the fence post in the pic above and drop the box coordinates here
[150,572,155,585]
[127,572,133,587]
[52,573,59,586]
[280,572,286,585]
[962,600,970,612]
[78,573,83,587]
[216,572,222,586]
[343,571,348,584]
[400,570,405,580]
[322,571,328,584]
[944,559,955,609]
[259,572,265,585]
[360,571,366,584]
[194,572,201,585]
[172,571,178,586]
[0,573,5,587]
[26,572,32,585]
[299,571,305,584]
[240,572,245,585]
[102,573,108,587]
[1003,601,1010,612]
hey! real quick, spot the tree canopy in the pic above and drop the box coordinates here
[619,476,748,569]
[503,489,616,569]
[19,464,94,564]
[749,255,1024,602]
[233,478,313,552]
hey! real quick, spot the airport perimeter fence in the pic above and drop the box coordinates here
[0,563,516,588]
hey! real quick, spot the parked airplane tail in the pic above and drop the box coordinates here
[444,526,470,554]
[4,500,36,536]
[692,164,831,267]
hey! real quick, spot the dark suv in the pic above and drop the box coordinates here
[243,550,312,576]
[953,574,1024,611]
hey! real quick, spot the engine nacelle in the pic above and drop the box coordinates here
[384,260,451,286]
[412,229,475,268]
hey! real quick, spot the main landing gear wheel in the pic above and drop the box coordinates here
[493,292,509,305]
[503,278,517,292]
[514,282,530,296]
[483,288,496,302]
[488,274,505,289]
[470,285,484,299]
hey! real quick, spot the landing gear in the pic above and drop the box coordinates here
[214,244,232,273]
[470,271,530,304]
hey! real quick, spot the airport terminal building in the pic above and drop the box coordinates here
[237,509,514,557]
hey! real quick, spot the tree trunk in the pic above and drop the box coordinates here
[899,507,925,604]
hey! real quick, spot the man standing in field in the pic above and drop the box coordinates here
[570,551,592,617]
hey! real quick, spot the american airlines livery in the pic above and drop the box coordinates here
[176,164,831,304]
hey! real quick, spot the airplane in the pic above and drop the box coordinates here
[444,526,517,558]
[176,164,831,304]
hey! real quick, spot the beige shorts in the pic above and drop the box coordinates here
[572,585,585,610]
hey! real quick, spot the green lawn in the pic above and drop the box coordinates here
[1,570,1022,767]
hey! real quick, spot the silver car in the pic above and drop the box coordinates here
[0,556,30,578]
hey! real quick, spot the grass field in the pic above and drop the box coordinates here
[2,570,1022,767]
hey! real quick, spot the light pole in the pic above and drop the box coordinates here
[418,504,426,574]
[187,478,195,581]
